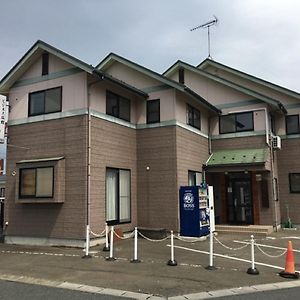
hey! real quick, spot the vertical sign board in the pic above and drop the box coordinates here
[180,186,200,237]
[0,98,6,143]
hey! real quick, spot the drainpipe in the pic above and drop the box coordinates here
[203,116,213,183]
[84,76,104,257]
[226,107,279,229]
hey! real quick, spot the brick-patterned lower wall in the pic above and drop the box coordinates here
[212,136,266,151]
[90,117,137,233]
[176,127,209,231]
[137,126,177,230]
[277,138,300,224]
[5,116,87,240]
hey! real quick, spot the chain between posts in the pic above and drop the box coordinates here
[174,235,206,243]
[255,244,287,258]
[90,228,106,237]
[113,229,135,240]
[213,235,249,251]
[137,231,171,242]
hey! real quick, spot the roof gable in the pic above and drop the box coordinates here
[97,53,186,91]
[0,41,147,98]
[0,40,94,94]
[97,53,221,114]
[198,59,300,100]
[164,60,286,114]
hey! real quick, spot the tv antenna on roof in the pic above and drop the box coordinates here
[190,16,218,59]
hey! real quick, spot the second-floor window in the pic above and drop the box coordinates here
[286,115,299,135]
[29,87,62,117]
[106,91,130,122]
[147,99,160,124]
[187,104,201,130]
[219,112,253,134]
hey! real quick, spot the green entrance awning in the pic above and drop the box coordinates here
[207,148,268,167]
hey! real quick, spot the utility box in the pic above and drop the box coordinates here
[179,183,214,237]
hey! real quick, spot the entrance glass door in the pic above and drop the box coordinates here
[228,177,253,224]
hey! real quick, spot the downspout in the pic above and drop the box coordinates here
[203,116,213,183]
[84,75,104,257]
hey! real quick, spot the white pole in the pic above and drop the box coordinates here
[106,226,115,261]
[251,235,255,270]
[247,235,259,275]
[134,227,138,260]
[209,228,213,267]
[206,211,216,270]
[82,224,91,258]
[131,227,140,263]
[167,231,177,266]
[171,231,174,261]
[103,223,109,252]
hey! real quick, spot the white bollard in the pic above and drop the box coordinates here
[82,224,92,258]
[106,226,115,261]
[131,227,141,263]
[167,231,177,266]
[206,224,216,270]
[103,223,110,252]
[247,235,259,275]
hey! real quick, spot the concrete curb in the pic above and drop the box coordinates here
[1,273,300,299]
[169,280,300,299]
[0,274,164,299]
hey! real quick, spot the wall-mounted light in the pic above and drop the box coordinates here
[146,166,150,171]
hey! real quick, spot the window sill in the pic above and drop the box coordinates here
[17,198,64,204]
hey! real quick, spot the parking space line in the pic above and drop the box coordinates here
[172,245,291,271]
[233,240,300,253]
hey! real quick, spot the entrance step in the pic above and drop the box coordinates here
[215,225,273,236]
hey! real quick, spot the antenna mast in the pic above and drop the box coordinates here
[190,16,218,59]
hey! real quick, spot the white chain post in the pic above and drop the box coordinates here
[82,224,92,258]
[106,226,115,261]
[247,235,259,275]
[206,213,216,270]
[167,231,177,266]
[131,227,141,263]
[103,223,110,252]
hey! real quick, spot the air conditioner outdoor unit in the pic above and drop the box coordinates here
[272,136,281,150]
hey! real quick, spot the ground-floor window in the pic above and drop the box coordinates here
[19,167,54,198]
[106,168,131,225]
[289,173,300,193]
[188,170,202,186]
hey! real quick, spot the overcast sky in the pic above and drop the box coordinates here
[0,0,300,92]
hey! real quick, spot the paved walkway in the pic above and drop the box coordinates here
[0,230,299,299]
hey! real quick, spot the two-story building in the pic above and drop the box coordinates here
[164,59,300,229]
[0,41,220,246]
[0,40,299,246]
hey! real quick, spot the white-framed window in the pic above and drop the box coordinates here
[106,168,131,225]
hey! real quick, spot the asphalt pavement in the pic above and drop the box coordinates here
[0,280,130,300]
[0,229,300,299]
